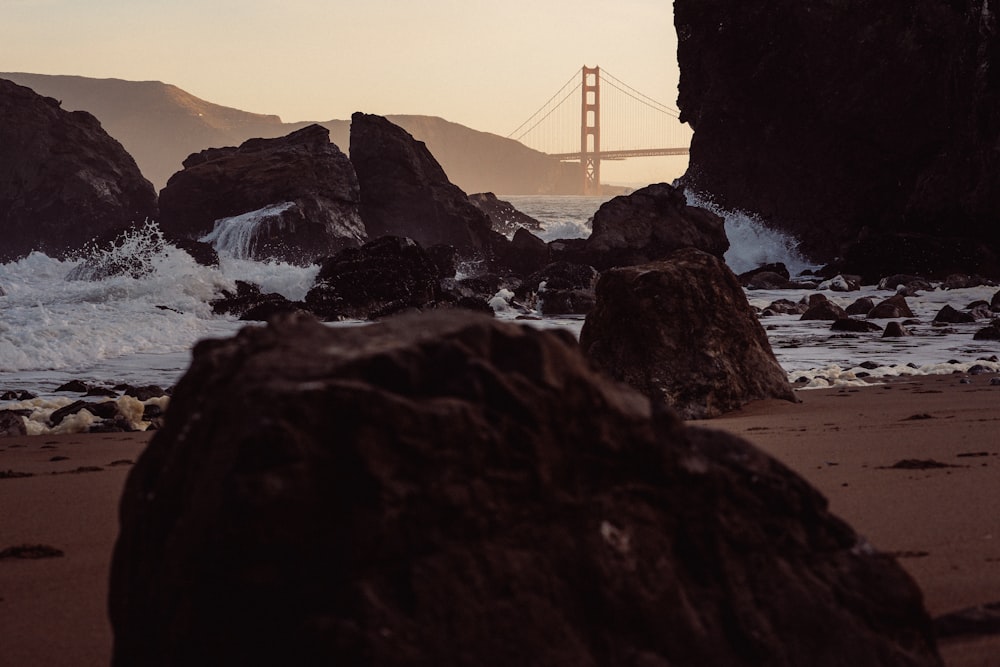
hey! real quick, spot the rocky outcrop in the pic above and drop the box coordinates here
[304,236,443,320]
[0,78,157,262]
[468,192,543,235]
[580,248,796,418]
[350,113,492,257]
[110,310,940,667]
[675,1,1000,275]
[569,183,728,271]
[158,124,366,265]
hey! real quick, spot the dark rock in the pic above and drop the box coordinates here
[934,601,1000,640]
[490,227,550,277]
[581,183,729,270]
[831,318,883,333]
[973,323,1000,341]
[878,275,933,294]
[968,302,994,320]
[0,78,157,262]
[86,387,119,398]
[210,281,293,321]
[883,322,913,338]
[580,248,796,418]
[738,262,790,285]
[305,236,441,320]
[467,192,543,235]
[820,274,861,292]
[801,296,848,321]
[169,238,220,268]
[0,411,27,437]
[0,390,36,401]
[123,385,166,401]
[239,298,305,323]
[742,270,796,290]
[868,295,915,319]
[424,244,458,280]
[932,305,975,324]
[49,400,118,427]
[350,113,492,256]
[841,234,1000,284]
[943,273,991,290]
[515,262,598,316]
[674,1,1000,277]
[846,297,876,316]
[159,124,366,265]
[110,310,939,667]
[55,380,90,393]
[763,298,808,315]
[991,290,1000,312]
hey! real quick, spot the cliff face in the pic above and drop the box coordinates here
[675,0,1000,266]
[1,73,577,195]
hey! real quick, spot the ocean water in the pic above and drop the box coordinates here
[1,194,998,433]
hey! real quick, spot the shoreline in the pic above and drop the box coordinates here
[1,374,999,665]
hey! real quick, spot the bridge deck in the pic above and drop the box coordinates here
[548,147,689,161]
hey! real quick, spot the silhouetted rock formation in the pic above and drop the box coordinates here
[304,236,443,320]
[158,124,365,265]
[0,78,157,262]
[675,1,1000,275]
[351,113,493,258]
[110,310,940,667]
[552,183,728,271]
[580,248,796,418]
[468,192,543,235]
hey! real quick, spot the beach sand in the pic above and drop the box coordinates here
[0,374,998,665]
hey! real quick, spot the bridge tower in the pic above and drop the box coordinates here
[580,66,601,195]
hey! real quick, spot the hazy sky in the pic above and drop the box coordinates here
[4,0,686,184]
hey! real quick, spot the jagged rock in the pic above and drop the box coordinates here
[675,1,1000,277]
[0,411,27,437]
[580,248,796,418]
[846,297,876,316]
[932,305,975,324]
[158,124,366,265]
[169,238,219,268]
[490,227,550,278]
[55,380,90,393]
[468,192,543,235]
[801,295,848,321]
[210,281,295,321]
[110,310,939,667]
[763,298,809,315]
[0,78,157,262]
[350,113,492,256]
[868,295,916,319]
[883,322,913,338]
[304,236,441,321]
[832,318,883,333]
[579,183,728,270]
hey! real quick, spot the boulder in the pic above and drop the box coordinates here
[350,113,492,256]
[581,183,729,270]
[883,322,913,338]
[832,318,883,333]
[878,275,933,294]
[110,310,940,667]
[846,297,876,316]
[158,124,366,265]
[515,262,598,316]
[304,236,442,320]
[738,262,790,285]
[580,248,796,418]
[0,411,27,438]
[762,298,808,315]
[974,322,1000,340]
[675,1,1000,275]
[0,78,157,261]
[801,296,848,321]
[932,305,976,324]
[210,281,299,321]
[467,192,543,235]
[868,295,915,319]
[992,290,1000,312]
[490,227,550,278]
[742,270,796,290]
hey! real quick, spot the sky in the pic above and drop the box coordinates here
[4,0,687,185]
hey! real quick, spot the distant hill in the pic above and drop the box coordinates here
[2,73,580,195]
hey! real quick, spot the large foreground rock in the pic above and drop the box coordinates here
[675,2,1000,273]
[158,124,366,264]
[350,113,492,256]
[110,310,939,667]
[580,248,796,418]
[0,78,157,261]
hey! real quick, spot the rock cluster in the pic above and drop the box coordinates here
[0,78,157,262]
[110,310,940,667]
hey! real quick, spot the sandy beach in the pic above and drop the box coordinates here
[1,373,998,665]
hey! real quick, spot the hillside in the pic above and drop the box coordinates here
[1,73,578,195]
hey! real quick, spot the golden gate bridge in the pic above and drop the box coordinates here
[507,66,691,195]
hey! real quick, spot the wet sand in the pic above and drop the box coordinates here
[1,374,998,665]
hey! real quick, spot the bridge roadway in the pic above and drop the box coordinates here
[547,147,689,161]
